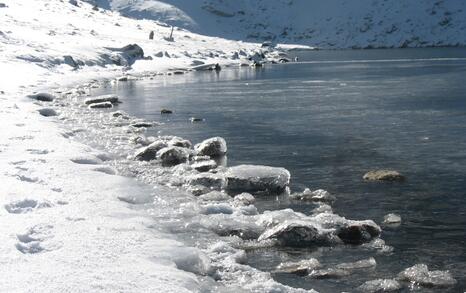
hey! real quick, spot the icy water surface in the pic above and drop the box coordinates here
[93,48,466,292]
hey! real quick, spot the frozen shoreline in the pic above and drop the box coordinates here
[0,1,459,292]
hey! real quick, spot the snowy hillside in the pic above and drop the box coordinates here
[85,0,466,49]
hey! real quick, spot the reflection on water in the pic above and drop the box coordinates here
[92,48,466,292]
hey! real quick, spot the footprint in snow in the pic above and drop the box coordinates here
[15,224,61,254]
[5,198,52,214]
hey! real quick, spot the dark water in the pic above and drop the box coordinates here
[93,48,466,292]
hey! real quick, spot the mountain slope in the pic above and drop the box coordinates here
[85,0,466,49]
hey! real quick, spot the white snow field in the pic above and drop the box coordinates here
[84,0,466,48]
[0,0,461,292]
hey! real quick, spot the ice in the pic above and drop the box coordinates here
[336,257,377,270]
[275,258,321,276]
[383,213,401,225]
[290,188,336,202]
[397,264,457,288]
[225,164,291,194]
[358,279,402,292]
[200,203,234,215]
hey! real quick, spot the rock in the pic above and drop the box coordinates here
[107,44,144,66]
[187,173,226,190]
[397,264,457,288]
[134,141,167,161]
[88,102,113,109]
[290,188,335,202]
[112,110,129,119]
[233,193,255,206]
[337,221,381,245]
[190,117,204,123]
[27,93,55,102]
[258,220,336,247]
[130,121,153,128]
[308,268,351,279]
[84,94,119,105]
[363,170,405,182]
[225,165,290,194]
[0,3,7,8]
[357,279,402,292]
[191,160,217,172]
[275,258,321,276]
[195,137,227,157]
[167,136,192,148]
[383,213,401,225]
[161,109,173,114]
[38,108,57,117]
[157,146,190,166]
[336,257,376,270]
[63,55,79,67]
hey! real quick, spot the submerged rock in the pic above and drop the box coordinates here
[157,146,190,166]
[88,101,113,109]
[38,108,57,117]
[27,92,55,102]
[383,213,402,225]
[308,268,350,279]
[397,264,456,288]
[274,258,321,276]
[357,279,402,292]
[290,188,335,202]
[258,220,336,247]
[363,170,405,182]
[336,257,377,270]
[195,137,227,157]
[161,109,173,114]
[225,165,290,194]
[84,94,119,105]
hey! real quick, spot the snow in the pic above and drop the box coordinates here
[83,0,466,49]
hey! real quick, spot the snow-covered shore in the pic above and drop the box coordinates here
[1,1,460,292]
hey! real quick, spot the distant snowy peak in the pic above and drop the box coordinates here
[85,0,466,49]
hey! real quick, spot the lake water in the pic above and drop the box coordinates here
[93,48,466,292]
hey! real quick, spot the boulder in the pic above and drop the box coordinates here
[157,146,190,166]
[258,220,336,247]
[363,170,405,182]
[84,94,119,105]
[225,165,290,194]
[397,264,456,288]
[134,141,167,161]
[274,258,321,276]
[336,221,381,245]
[88,102,113,109]
[38,108,57,117]
[107,44,144,66]
[27,93,55,102]
[195,137,227,157]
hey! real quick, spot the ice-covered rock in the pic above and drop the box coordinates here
[363,170,405,182]
[225,165,290,194]
[191,160,217,172]
[187,173,226,190]
[107,44,144,66]
[84,94,120,105]
[200,215,264,240]
[130,121,153,128]
[383,213,401,224]
[134,141,167,161]
[112,110,129,119]
[357,279,402,292]
[233,193,255,206]
[167,136,192,149]
[27,92,55,102]
[200,203,234,215]
[194,137,227,157]
[274,258,321,276]
[38,108,57,117]
[336,257,377,270]
[88,101,113,109]
[157,146,190,166]
[258,220,337,247]
[397,264,457,288]
[290,188,335,202]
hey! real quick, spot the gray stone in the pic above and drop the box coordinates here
[225,165,290,194]
[157,146,190,166]
[38,108,57,117]
[336,221,381,245]
[195,137,227,157]
[363,170,405,182]
[134,141,167,161]
[27,93,55,102]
